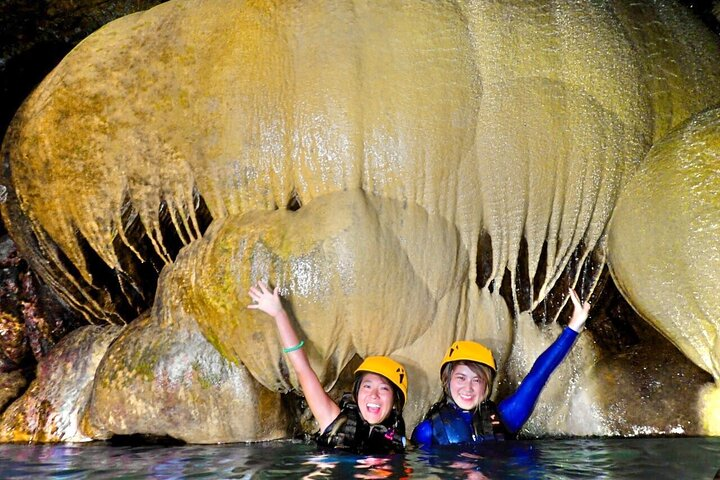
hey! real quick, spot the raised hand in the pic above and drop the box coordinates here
[248,280,283,317]
[568,288,590,332]
[247,280,341,430]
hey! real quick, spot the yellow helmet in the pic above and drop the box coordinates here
[440,340,496,374]
[355,356,408,406]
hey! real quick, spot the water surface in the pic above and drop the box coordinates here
[0,437,718,479]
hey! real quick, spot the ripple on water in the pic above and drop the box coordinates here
[0,437,717,479]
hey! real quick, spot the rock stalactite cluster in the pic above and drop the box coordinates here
[0,0,719,442]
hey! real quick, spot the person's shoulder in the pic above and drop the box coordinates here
[411,418,433,445]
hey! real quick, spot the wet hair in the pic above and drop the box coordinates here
[352,372,405,414]
[440,360,494,405]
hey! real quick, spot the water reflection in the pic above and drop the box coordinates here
[447,452,492,480]
[302,453,412,479]
[0,437,717,479]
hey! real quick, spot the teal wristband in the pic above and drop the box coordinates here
[283,340,304,353]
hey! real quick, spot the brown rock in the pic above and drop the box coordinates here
[0,325,120,442]
[82,310,289,444]
[0,370,27,412]
[587,339,712,436]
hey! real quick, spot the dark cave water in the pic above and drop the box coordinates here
[0,436,717,479]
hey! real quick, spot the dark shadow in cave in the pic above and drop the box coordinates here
[109,433,186,447]
[474,229,702,358]
[476,232,604,324]
[286,189,302,211]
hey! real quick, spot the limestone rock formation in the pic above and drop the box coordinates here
[0,371,27,413]
[585,335,712,436]
[6,1,720,326]
[608,106,720,433]
[82,307,290,444]
[0,325,121,442]
[1,0,720,441]
[166,189,473,426]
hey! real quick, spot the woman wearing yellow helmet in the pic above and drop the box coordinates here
[412,288,590,447]
[248,281,407,453]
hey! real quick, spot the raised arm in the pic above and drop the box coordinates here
[248,281,340,431]
[567,288,590,332]
[497,288,590,432]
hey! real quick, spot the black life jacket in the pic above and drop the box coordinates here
[316,393,406,454]
[427,399,512,445]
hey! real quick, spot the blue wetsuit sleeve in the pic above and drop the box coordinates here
[411,419,433,446]
[497,327,579,433]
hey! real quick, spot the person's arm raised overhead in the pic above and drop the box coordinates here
[567,288,590,333]
[248,281,340,431]
[498,288,590,432]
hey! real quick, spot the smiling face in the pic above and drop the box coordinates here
[448,363,488,410]
[356,372,395,425]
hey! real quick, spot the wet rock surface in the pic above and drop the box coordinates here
[0,325,121,442]
[0,235,30,371]
[0,0,719,442]
[1,0,166,133]
[0,370,27,412]
[609,107,720,380]
[587,327,713,436]
[83,309,290,444]
[0,235,83,409]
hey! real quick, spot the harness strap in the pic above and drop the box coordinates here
[428,400,511,445]
[317,394,405,453]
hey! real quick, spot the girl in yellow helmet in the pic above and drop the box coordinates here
[412,288,590,447]
[248,281,408,453]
